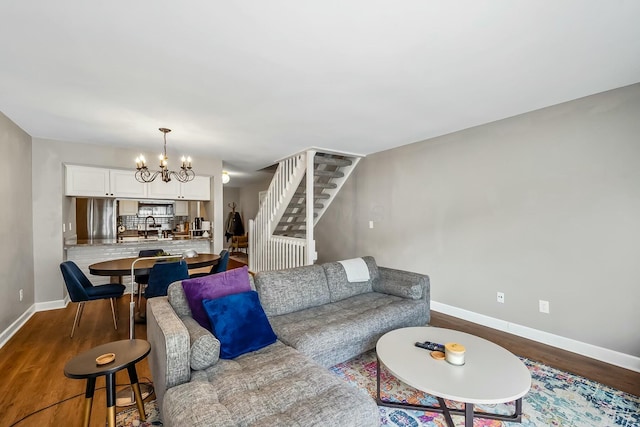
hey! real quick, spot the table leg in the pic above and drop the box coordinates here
[127,364,147,421]
[437,397,455,427]
[376,356,382,403]
[105,373,116,427]
[375,357,524,426]
[82,377,96,427]
[465,402,474,427]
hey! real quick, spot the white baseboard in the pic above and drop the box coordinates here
[431,301,640,373]
[35,298,67,311]
[0,298,68,350]
[0,305,36,349]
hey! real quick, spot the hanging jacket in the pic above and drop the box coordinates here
[225,211,235,241]
[225,212,235,234]
[233,212,245,236]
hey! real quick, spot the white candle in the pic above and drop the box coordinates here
[445,342,466,366]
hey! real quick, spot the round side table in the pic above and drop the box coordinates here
[64,339,151,427]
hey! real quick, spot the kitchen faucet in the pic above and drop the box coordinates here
[144,215,156,238]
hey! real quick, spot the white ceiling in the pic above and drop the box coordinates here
[2,1,639,185]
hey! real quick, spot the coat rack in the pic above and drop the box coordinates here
[225,202,245,244]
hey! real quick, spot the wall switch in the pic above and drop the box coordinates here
[63,223,66,232]
[496,292,505,303]
[369,220,374,229]
[69,222,72,231]
[19,289,23,302]
[539,300,550,313]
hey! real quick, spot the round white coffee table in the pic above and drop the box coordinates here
[376,326,531,427]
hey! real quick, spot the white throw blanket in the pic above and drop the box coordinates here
[338,258,370,282]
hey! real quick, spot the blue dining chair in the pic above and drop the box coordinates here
[212,250,230,274]
[189,250,229,278]
[144,260,190,299]
[60,261,126,338]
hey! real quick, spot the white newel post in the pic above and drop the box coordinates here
[305,150,316,265]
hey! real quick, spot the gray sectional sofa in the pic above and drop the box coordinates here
[147,256,430,426]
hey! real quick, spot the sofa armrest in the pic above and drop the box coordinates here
[147,297,192,410]
[374,266,430,301]
[182,316,220,370]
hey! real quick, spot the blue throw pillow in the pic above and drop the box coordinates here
[202,291,277,359]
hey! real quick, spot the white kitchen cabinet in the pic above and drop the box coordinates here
[147,179,181,200]
[110,169,147,198]
[65,165,147,198]
[147,175,210,201]
[181,176,211,201]
[66,165,210,201]
[65,165,110,197]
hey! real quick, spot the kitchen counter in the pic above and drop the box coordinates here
[64,235,212,248]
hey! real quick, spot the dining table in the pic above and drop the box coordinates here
[89,253,220,281]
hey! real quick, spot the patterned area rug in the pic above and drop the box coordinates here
[116,399,161,427]
[331,351,640,427]
[117,352,640,427]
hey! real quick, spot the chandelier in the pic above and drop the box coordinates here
[135,128,195,183]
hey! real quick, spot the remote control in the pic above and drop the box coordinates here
[414,341,445,352]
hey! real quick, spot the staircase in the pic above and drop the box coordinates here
[248,149,362,272]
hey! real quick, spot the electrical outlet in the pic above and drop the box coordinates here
[19,289,23,302]
[539,300,550,313]
[369,220,374,229]
[69,222,72,231]
[497,292,505,303]
[63,223,66,232]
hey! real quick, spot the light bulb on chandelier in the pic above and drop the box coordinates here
[222,171,230,184]
[135,128,195,183]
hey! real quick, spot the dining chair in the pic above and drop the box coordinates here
[212,250,230,274]
[135,249,162,307]
[189,250,229,278]
[60,261,126,338]
[144,260,190,299]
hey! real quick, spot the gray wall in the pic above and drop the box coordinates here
[238,177,272,224]
[0,113,34,333]
[316,84,640,357]
[32,138,223,304]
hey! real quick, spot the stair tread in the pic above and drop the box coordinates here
[283,209,319,215]
[296,182,337,190]
[278,222,311,226]
[288,201,324,209]
[280,214,317,222]
[293,192,330,199]
[313,182,337,189]
[314,157,353,167]
[314,169,345,178]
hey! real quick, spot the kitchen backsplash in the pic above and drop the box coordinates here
[119,215,189,231]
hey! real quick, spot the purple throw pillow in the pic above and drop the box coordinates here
[182,265,252,330]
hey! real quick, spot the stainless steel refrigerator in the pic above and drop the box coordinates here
[76,198,116,240]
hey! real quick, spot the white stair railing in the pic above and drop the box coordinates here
[249,153,306,272]
[249,148,362,273]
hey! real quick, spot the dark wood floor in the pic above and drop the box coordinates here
[0,297,152,427]
[1,292,637,426]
